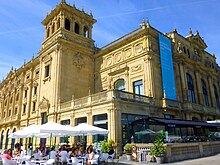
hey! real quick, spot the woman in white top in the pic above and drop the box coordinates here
[58,147,68,164]
[87,146,95,164]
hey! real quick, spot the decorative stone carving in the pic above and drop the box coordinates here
[131,64,142,73]
[106,56,113,66]
[177,41,183,53]
[73,52,85,69]
[135,44,143,54]
[33,81,38,87]
[115,52,122,63]
[124,48,132,59]
[39,97,50,110]
[101,76,107,82]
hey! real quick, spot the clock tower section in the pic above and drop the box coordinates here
[38,0,97,111]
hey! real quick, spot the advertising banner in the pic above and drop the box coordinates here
[158,33,177,100]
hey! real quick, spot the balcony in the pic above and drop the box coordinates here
[59,90,155,111]
[182,102,220,115]
[162,98,181,110]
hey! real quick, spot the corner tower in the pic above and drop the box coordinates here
[38,0,97,116]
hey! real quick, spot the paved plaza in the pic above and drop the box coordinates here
[117,153,220,165]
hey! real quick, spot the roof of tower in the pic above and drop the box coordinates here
[42,0,96,26]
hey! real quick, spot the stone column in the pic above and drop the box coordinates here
[178,61,187,101]
[195,71,203,104]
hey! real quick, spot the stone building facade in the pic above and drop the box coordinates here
[0,0,220,153]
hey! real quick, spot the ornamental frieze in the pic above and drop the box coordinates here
[135,44,143,54]
[124,48,132,59]
[131,64,143,73]
[114,52,122,63]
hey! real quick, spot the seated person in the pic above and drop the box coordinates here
[50,146,57,160]
[1,149,13,160]
[58,146,68,163]
[108,147,114,155]
[13,147,23,157]
[70,148,78,158]
[87,146,95,164]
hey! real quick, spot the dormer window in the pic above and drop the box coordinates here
[75,22,79,34]
[65,18,70,31]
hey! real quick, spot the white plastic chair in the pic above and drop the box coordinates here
[40,159,55,165]
[1,158,16,165]
[108,153,115,160]
[90,154,99,165]
[71,157,79,165]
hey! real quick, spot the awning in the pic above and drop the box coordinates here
[132,117,220,128]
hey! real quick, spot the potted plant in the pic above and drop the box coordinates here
[123,143,133,161]
[101,140,115,161]
[150,132,166,163]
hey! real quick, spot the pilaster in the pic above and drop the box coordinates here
[208,76,215,107]
[86,111,93,145]
[195,71,203,104]
[144,55,154,97]
[107,108,122,155]
[178,61,187,101]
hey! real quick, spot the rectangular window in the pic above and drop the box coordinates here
[133,80,144,95]
[60,120,70,143]
[14,107,18,115]
[24,90,28,98]
[32,102,36,111]
[45,65,50,78]
[41,112,48,124]
[23,104,26,114]
[164,114,174,119]
[34,86,37,95]
[8,109,11,116]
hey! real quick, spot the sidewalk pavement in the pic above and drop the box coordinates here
[115,153,220,165]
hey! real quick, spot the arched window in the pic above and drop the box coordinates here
[11,128,16,149]
[5,129,9,149]
[183,47,186,54]
[114,79,126,91]
[47,27,50,38]
[83,26,89,38]
[57,18,60,29]
[51,24,55,34]
[0,130,4,149]
[186,73,196,103]
[214,85,220,108]
[75,22,79,34]
[65,18,70,31]
[201,79,209,106]
[187,49,190,55]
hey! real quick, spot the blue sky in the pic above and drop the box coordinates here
[0,0,220,79]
